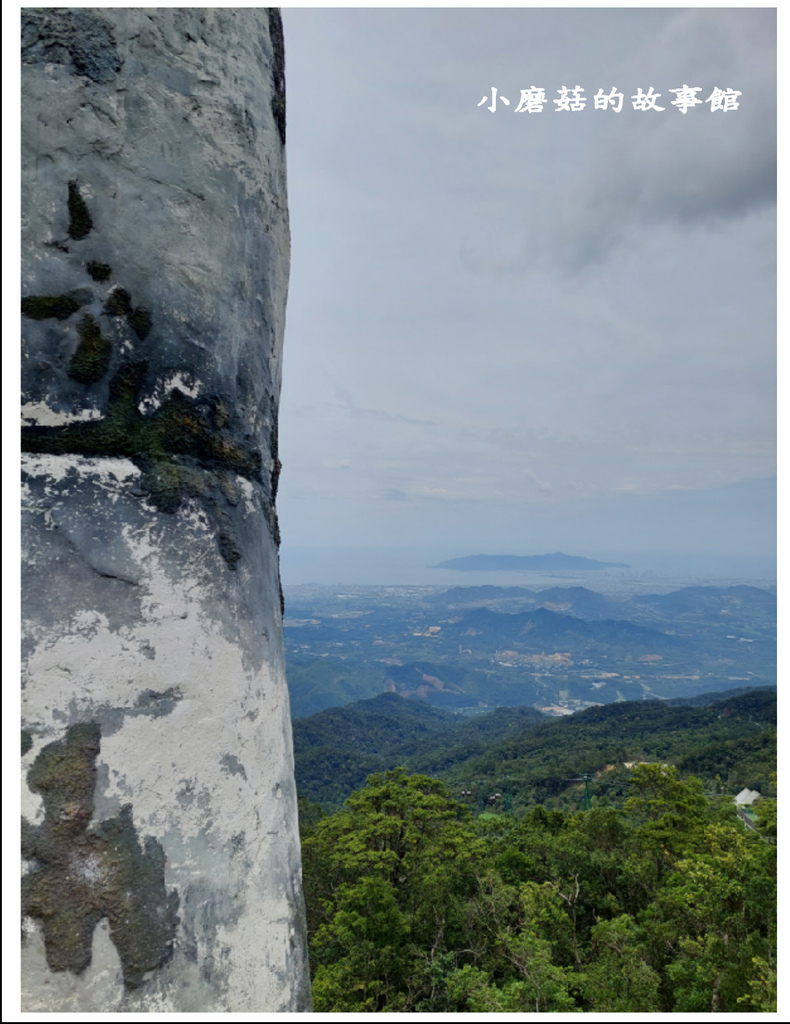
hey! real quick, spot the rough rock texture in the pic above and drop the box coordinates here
[21,9,310,1011]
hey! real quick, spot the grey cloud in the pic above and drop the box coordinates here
[277,9,774,564]
[534,9,776,271]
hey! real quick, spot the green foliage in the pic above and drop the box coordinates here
[754,772,777,838]
[577,914,660,1011]
[304,770,483,1010]
[300,764,776,1013]
[754,798,777,837]
[292,693,545,809]
[287,658,391,721]
[737,955,777,1012]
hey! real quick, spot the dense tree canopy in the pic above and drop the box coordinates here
[300,767,776,1012]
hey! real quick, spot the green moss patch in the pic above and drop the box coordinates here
[87,261,112,281]
[68,313,112,384]
[22,722,179,988]
[67,181,93,240]
[21,176,278,568]
[21,290,91,321]
[21,362,271,567]
[23,362,261,481]
[105,287,133,317]
[128,307,152,340]
[106,288,152,339]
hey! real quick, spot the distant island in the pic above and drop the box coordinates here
[433,552,630,571]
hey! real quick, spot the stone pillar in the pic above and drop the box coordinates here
[20,9,310,1011]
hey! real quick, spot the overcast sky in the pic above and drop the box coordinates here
[277,8,775,579]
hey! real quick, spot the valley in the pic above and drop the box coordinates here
[284,582,776,719]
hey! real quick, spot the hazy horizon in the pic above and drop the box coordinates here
[280,543,776,592]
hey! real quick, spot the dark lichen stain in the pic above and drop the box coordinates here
[220,753,247,781]
[128,307,152,340]
[68,313,112,384]
[217,528,242,568]
[21,183,281,566]
[22,9,120,84]
[87,261,112,282]
[68,181,93,240]
[133,687,182,718]
[105,287,133,317]
[105,287,153,340]
[21,730,33,756]
[21,722,179,989]
[267,9,286,145]
[21,289,91,321]
[269,417,282,503]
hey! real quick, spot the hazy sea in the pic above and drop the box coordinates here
[280,546,776,597]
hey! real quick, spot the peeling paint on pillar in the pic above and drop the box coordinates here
[21,9,311,1011]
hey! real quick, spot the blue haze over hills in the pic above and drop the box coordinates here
[280,545,775,592]
[282,576,775,720]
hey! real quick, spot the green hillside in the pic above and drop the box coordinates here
[294,688,776,812]
[438,688,776,814]
[293,693,545,808]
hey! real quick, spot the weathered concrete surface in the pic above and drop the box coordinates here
[21,9,310,1011]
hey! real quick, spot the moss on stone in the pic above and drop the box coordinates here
[105,287,133,317]
[67,181,92,240]
[22,364,261,480]
[21,730,33,756]
[19,172,277,567]
[137,455,210,514]
[68,313,112,384]
[26,721,100,831]
[22,722,179,987]
[86,261,112,281]
[128,307,152,340]
[21,361,267,567]
[90,806,180,988]
[21,290,89,321]
[105,288,152,339]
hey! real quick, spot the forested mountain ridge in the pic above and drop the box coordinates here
[293,692,545,808]
[294,687,776,812]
